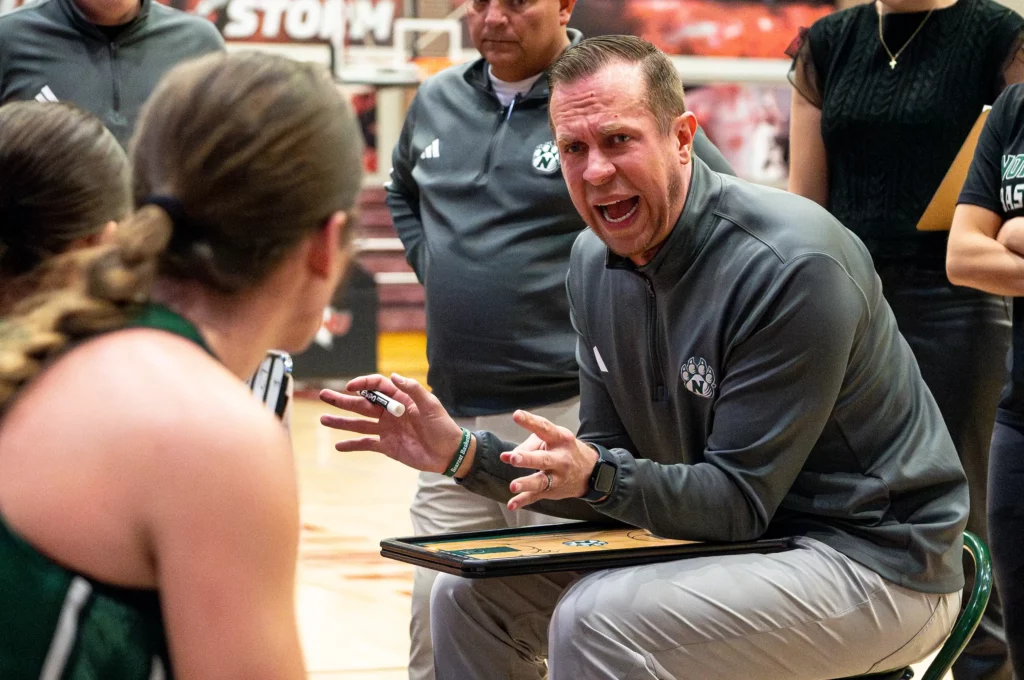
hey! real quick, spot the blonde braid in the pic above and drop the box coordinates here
[0,207,173,411]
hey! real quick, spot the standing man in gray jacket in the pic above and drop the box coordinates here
[384,2,733,677]
[0,0,223,147]
[325,35,968,679]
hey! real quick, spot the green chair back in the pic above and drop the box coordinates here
[837,531,992,680]
[919,531,992,680]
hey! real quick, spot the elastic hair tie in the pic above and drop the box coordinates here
[141,195,188,228]
[141,194,205,249]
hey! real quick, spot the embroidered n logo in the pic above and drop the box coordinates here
[681,357,716,398]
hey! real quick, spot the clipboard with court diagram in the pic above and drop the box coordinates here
[380,522,795,578]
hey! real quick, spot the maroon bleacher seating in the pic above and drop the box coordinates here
[355,187,425,332]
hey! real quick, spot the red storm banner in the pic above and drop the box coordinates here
[0,0,832,58]
[0,0,400,45]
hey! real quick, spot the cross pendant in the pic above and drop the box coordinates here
[889,58,897,69]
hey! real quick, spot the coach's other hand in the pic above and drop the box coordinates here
[500,410,600,511]
[319,373,468,475]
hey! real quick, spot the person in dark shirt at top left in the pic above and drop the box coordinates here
[0,0,223,147]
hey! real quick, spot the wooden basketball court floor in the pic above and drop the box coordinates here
[293,332,947,679]
[293,332,425,679]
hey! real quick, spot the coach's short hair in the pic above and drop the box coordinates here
[548,35,686,135]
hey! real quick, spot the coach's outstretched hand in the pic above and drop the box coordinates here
[500,411,600,510]
[321,375,602,509]
[319,373,465,475]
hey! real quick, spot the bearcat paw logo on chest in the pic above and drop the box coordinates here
[681,357,716,398]
[532,142,561,174]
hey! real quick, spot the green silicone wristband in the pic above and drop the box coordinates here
[443,427,472,477]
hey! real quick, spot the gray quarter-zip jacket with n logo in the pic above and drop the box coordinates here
[460,157,969,594]
[0,0,223,147]
[386,30,734,417]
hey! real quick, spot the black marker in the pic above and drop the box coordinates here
[360,389,406,417]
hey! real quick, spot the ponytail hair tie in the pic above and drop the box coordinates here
[140,195,206,249]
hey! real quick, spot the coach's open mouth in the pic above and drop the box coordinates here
[597,197,640,225]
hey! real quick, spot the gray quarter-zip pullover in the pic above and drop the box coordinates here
[0,0,224,147]
[386,30,733,417]
[461,158,969,594]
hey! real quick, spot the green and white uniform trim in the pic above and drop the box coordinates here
[0,506,170,678]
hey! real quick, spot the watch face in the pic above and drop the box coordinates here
[594,463,616,494]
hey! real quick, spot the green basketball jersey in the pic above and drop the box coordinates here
[0,518,171,679]
[0,304,212,679]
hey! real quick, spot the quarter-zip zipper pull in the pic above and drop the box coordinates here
[110,42,120,111]
[505,94,520,122]
[643,276,666,402]
[477,95,519,181]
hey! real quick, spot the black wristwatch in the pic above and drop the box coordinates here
[582,445,617,502]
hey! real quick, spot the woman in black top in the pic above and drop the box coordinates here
[787,1,1024,678]
[948,81,1024,680]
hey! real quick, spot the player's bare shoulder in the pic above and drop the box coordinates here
[0,326,295,565]
[22,327,290,468]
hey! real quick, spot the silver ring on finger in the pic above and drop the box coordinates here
[544,472,553,491]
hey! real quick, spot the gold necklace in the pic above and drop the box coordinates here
[877,5,934,69]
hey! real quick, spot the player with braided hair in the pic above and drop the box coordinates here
[0,102,131,318]
[0,51,363,679]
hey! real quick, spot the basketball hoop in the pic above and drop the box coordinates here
[392,18,463,73]
[411,56,454,78]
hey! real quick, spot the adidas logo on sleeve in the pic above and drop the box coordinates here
[419,138,440,160]
[34,85,59,103]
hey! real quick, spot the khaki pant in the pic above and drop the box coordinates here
[430,536,960,680]
[407,398,580,680]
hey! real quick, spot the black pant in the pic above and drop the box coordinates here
[989,419,1024,678]
[878,264,1013,680]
